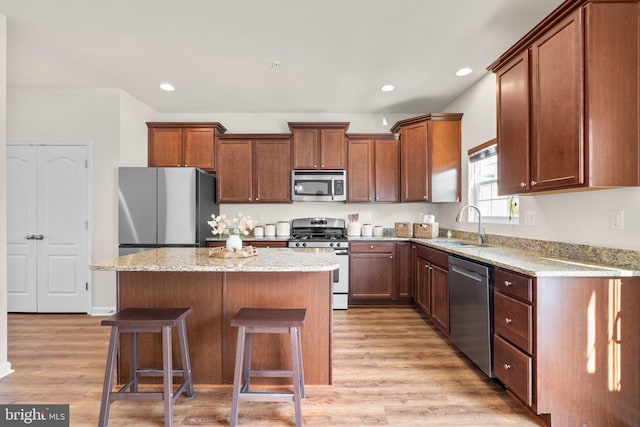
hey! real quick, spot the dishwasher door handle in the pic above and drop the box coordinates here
[451,265,484,282]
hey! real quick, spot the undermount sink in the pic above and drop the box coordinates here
[430,239,481,248]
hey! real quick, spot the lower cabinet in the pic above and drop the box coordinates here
[413,244,450,335]
[493,267,534,407]
[349,241,412,306]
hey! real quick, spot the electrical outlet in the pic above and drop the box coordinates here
[610,210,624,230]
[524,211,536,226]
[360,212,372,223]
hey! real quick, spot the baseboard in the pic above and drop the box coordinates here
[0,361,14,379]
[90,306,117,316]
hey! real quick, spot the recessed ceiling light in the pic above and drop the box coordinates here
[160,82,175,91]
[455,67,473,77]
[380,84,395,92]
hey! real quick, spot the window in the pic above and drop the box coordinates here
[468,140,518,223]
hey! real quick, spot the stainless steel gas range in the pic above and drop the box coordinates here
[287,218,349,309]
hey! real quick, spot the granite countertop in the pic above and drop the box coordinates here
[206,236,291,241]
[412,238,639,278]
[91,247,339,272]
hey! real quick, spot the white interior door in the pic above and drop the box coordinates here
[7,146,38,312]
[7,144,90,313]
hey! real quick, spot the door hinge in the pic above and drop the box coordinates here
[85,221,88,230]
[85,159,88,168]
[86,282,89,291]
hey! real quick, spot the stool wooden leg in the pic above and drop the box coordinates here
[242,331,252,392]
[290,326,303,427]
[230,325,246,427]
[162,325,174,427]
[177,319,195,397]
[296,326,305,399]
[99,326,119,427]
[130,332,138,392]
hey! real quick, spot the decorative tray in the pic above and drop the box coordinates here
[208,245,258,258]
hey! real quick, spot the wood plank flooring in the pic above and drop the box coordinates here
[1,307,542,426]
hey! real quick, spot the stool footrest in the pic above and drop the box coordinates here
[136,368,188,378]
[249,369,294,378]
[110,392,165,402]
[238,391,295,403]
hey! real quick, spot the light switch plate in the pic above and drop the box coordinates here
[610,210,624,230]
[524,211,535,226]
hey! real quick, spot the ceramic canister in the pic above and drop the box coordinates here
[276,221,290,237]
[361,224,373,237]
[265,224,276,237]
[373,226,384,237]
[253,226,264,237]
[347,222,361,236]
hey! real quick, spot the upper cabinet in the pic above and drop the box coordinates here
[347,134,399,203]
[288,122,349,170]
[216,134,291,203]
[390,113,462,203]
[489,0,640,195]
[147,122,227,171]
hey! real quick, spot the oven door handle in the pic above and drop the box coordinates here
[333,268,339,283]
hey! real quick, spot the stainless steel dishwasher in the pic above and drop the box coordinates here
[449,255,494,378]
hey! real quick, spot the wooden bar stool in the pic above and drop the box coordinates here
[98,307,195,427]
[230,307,306,427]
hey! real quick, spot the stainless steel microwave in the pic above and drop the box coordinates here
[292,170,347,202]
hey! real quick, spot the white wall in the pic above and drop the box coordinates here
[0,13,11,378]
[7,88,123,312]
[439,73,640,251]
[120,90,155,166]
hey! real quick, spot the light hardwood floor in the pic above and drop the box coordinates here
[1,307,542,426]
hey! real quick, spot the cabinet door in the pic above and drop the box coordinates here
[347,139,374,202]
[292,128,318,169]
[531,9,583,190]
[400,122,428,201]
[183,128,215,169]
[254,139,291,203]
[149,128,182,167]
[429,120,461,202]
[497,52,531,195]
[374,139,399,202]
[216,139,253,203]
[430,264,449,335]
[319,128,347,169]
[396,242,412,299]
[349,253,394,299]
[414,257,431,315]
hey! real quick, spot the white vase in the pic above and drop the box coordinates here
[226,234,243,251]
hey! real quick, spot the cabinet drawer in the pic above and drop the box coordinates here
[350,241,396,254]
[495,268,532,302]
[244,240,287,248]
[415,245,448,268]
[494,292,532,354]
[494,335,532,406]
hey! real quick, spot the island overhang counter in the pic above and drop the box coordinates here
[91,247,339,385]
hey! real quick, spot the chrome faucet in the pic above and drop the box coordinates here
[455,204,485,245]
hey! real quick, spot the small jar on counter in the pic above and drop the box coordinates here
[264,224,276,237]
[253,226,264,237]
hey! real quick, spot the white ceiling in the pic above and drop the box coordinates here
[0,0,563,114]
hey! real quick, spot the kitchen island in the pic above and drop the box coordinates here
[91,247,339,385]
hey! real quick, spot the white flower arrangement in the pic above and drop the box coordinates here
[208,213,254,236]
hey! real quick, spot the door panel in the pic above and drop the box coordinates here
[7,146,38,312]
[37,145,89,313]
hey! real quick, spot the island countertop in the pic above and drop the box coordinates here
[90,247,339,272]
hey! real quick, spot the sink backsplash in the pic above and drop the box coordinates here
[442,229,639,270]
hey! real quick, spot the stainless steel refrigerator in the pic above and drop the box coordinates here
[118,167,218,256]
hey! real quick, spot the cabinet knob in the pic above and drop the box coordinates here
[505,317,513,324]
[314,164,317,168]
[520,182,526,187]
[321,164,325,168]
[370,245,374,249]
[390,255,393,259]
[531,180,537,186]
[248,198,252,201]
[256,197,259,201]
[504,364,512,370]
[369,197,372,201]
[504,280,512,287]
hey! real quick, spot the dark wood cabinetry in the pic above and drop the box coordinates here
[490,0,640,194]
[147,122,226,170]
[288,122,349,170]
[493,268,535,407]
[413,244,449,335]
[346,134,399,202]
[207,240,286,248]
[349,241,412,306]
[216,134,291,203]
[390,114,462,203]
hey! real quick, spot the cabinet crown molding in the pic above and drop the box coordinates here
[389,113,463,133]
[146,122,227,134]
[287,122,350,131]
